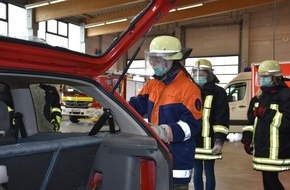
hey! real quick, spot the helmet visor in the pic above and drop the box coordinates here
[147,56,167,67]
[145,50,180,61]
[192,68,209,80]
[255,73,273,87]
[258,70,281,77]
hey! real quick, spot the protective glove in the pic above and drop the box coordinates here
[254,106,265,117]
[243,140,253,155]
[212,139,223,155]
[151,124,172,143]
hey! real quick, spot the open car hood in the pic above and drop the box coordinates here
[0,0,179,78]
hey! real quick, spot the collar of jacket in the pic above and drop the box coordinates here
[261,83,288,94]
[201,75,220,90]
[153,61,180,84]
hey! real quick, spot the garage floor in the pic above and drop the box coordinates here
[189,133,290,190]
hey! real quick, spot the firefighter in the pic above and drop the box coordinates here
[0,84,14,128]
[241,60,290,190]
[192,59,229,190]
[129,35,202,190]
[0,83,18,144]
[40,84,62,132]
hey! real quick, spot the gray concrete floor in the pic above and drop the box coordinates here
[60,120,290,190]
[189,133,290,190]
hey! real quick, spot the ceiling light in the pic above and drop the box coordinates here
[84,18,128,29]
[25,0,67,9]
[204,0,218,3]
[25,1,49,9]
[84,23,105,29]
[50,0,67,4]
[106,18,128,25]
[176,3,203,11]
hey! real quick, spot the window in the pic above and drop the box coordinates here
[38,20,81,52]
[0,2,8,35]
[8,4,28,37]
[30,83,101,133]
[46,20,68,48]
[0,3,6,20]
[127,60,153,76]
[0,2,28,37]
[225,82,247,102]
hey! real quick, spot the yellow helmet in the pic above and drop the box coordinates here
[192,59,215,85]
[258,60,282,76]
[194,59,213,71]
[147,35,183,60]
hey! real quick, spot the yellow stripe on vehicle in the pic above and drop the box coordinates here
[62,96,93,101]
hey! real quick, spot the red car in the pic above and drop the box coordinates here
[0,0,178,189]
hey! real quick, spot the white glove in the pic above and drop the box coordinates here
[151,124,172,143]
[212,139,223,155]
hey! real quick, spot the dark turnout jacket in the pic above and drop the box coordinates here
[242,82,290,172]
[195,76,230,160]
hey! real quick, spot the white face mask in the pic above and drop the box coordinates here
[259,76,272,87]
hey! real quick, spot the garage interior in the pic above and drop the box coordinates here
[2,0,290,189]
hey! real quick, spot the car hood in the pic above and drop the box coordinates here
[0,0,178,78]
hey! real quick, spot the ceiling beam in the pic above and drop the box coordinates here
[86,7,143,24]
[87,21,130,37]
[85,0,201,24]
[87,0,283,37]
[159,0,285,25]
[34,0,146,22]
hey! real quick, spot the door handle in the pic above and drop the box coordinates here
[238,105,246,108]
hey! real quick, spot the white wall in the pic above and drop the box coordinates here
[249,0,290,63]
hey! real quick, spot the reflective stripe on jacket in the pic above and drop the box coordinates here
[252,103,290,171]
[195,81,229,160]
[129,69,202,184]
[242,85,290,172]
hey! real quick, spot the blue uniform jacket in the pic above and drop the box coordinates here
[129,69,202,184]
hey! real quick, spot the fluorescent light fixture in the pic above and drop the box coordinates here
[169,9,176,12]
[84,18,128,28]
[177,3,203,11]
[50,0,67,4]
[25,0,67,9]
[25,1,49,9]
[204,0,218,3]
[106,18,127,25]
[84,23,105,28]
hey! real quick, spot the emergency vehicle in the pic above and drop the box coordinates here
[61,84,101,123]
[224,61,290,133]
[61,74,126,123]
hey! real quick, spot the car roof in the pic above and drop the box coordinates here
[0,0,178,79]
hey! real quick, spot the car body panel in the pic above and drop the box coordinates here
[0,0,177,78]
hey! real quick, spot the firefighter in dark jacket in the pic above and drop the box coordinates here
[0,84,16,141]
[40,84,62,132]
[0,84,14,128]
[192,59,229,190]
[242,60,290,190]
